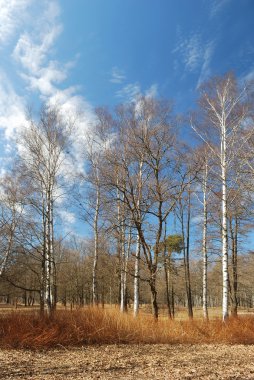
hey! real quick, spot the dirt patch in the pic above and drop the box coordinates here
[1,344,254,379]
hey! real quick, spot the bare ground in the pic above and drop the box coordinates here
[1,344,254,379]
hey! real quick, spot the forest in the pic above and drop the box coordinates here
[0,71,254,324]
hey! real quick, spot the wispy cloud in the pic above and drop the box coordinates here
[173,29,215,86]
[58,209,76,225]
[12,1,63,97]
[196,41,215,88]
[0,70,27,140]
[12,1,94,135]
[110,66,126,84]
[116,82,141,101]
[116,82,159,103]
[0,0,33,46]
[173,33,204,72]
[0,0,34,139]
[241,68,254,84]
[145,84,158,98]
[209,0,231,18]
[0,0,95,184]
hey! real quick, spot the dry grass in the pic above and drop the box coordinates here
[1,307,254,349]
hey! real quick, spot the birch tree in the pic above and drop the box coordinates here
[0,175,25,277]
[17,105,72,316]
[191,72,252,321]
[201,155,209,320]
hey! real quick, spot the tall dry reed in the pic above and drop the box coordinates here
[0,307,254,349]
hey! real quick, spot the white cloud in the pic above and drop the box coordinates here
[192,214,203,225]
[210,0,231,18]
[116,82,159,104]
[173,29,215,85]
[0,0,64,141]
[13,26,62,75]
[110,66,126,84]
[11,0,94,138]
[0,0,33,46]
[0,0,96,185]
[145,84,158,98]
[12,1,63,98]
[116,82,141,101]
[0,71,27,139]
[173,34,203,72]
[184,36,202,71]
[58,209,76,225]
[242,68,254,83]
[196,42,215,88]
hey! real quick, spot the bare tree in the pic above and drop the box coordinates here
[17,105,73,316]
[0,175,25,276]
[191,72,253,321]
[102,97,185,319]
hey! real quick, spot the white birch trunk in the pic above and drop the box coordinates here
[116,182,126,313]
[50,197,55,309]
[221,118,229,321]
[133,232,140,317]
[92,181,100,305]
[0,232,13,276]
[202,161,208,319]
[0,206,17,277]
[121,228,131,312]
[45,176,55,315]
[120,217,126,313]
[45,188,53,315]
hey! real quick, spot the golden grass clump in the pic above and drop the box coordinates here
[0,307,254,349]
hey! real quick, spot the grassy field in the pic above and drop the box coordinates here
[0,305,254,349]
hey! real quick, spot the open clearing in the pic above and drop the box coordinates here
[1,344,254,379]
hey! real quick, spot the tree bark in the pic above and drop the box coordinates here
[150,272,159,320]
[92,181,100,306]
[221,118,229,322]
[202,161,209,320]
[133,232,140,317]
[163,222,172,318]
[229,215,238,316]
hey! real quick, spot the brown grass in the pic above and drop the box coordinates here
[1,307,254,349]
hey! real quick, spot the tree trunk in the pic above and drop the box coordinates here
[181,187,193,319]
[133,159,143,317]
[45,186,54,317]
[221,120,229,322]
[133,233,140,317]
[202,161,208,320]
[163,222,172,318]
[164,260,172,318]
[150,273,159,320]
[0,212,16,277]
[120,222,126,312]
[171,283,175,318]
[121,228,131,312]
[229,216,238,316]
[92,182,100,306]
[0,230,14,277]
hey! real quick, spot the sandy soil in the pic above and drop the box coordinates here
[1,344,254,379]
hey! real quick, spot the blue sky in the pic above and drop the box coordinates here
[59,0,254,110]
[0,0,254,235]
